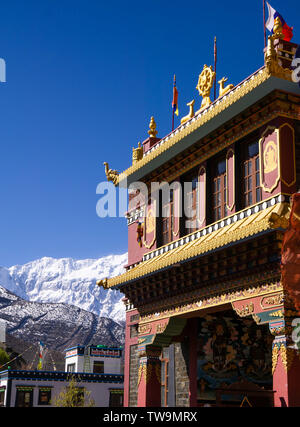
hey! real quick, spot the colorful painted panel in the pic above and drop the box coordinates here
[279,123,296,190]
[259,127,280,193]
[143,200,156,249]
[197,313,272,402]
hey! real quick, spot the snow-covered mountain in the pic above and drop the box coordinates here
[0,254,128,325]
[0,285,125,353]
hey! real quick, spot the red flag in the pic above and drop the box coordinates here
[282,24,293,42]
[172,75,179,116]
[266,2,293,42]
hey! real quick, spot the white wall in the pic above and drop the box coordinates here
[65,355,121,374]
[65,354,84,373]
[102,357,121,374]
[2,377,123,407]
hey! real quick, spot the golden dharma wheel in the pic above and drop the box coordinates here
[196,65,215,96]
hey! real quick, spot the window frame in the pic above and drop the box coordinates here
[183,170,199,235]
[161,189,174,246]
[15,388,34,407]
[109,390,124,407]
[38,388,52,406]
[67,363,75,373]
[211,156,227,222]
[160,348,169,407]
[93,360,104,374]
[241,141,262,208]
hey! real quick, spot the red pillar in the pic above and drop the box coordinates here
[272,335,300,407]
[137,348,161,407]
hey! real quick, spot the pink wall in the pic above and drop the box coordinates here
[123,305,139,407]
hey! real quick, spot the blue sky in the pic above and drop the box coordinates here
[0,0,298,266]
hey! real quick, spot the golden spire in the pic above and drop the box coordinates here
[272,16,284,40]
[148,116,158,138]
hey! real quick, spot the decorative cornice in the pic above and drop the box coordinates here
[99,196,289,289]
[139,281,282,325]
[142,195,288,264]
[0,369,124,384]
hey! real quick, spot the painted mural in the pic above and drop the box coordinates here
[197,312,273,401]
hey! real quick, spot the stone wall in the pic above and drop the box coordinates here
[128,340,190,407]
[174,340,190,407]
[129,344,139,407]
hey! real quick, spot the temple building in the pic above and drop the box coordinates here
[98,27,300,407]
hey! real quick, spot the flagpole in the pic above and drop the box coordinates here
[172,74,175,131]
[263,0,267,48]
[214,36,217,101]
[172,107,175,132]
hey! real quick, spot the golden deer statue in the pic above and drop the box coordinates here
[218,77,234,98]
[181,100,195,125]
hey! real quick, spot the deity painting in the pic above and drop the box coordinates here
[241,325,273,379]
[259,129,280,193]
[263,140,278,174]
[143,201,156,249]
[196,313,272,402]
[145,208,155,234]
[200,317,238,376]
[211,323,228,371]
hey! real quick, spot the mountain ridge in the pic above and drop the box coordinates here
[0,284,124,353]
[0,253,128,324]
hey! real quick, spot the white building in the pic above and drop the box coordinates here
[0,344,123,407]
[65,344,122,375]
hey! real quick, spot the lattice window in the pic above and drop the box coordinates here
[212,158,227,222]
[184,174,199,234]
[242,141,261,207]
[162,190,174,246]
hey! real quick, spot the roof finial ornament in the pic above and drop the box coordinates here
[272,16,284,40]
[196,64,216,114]
[132,142,143,165]
[103,162,119,186]
[148,116,158,138]
[264,34,293,80]
[97,278,108,289]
